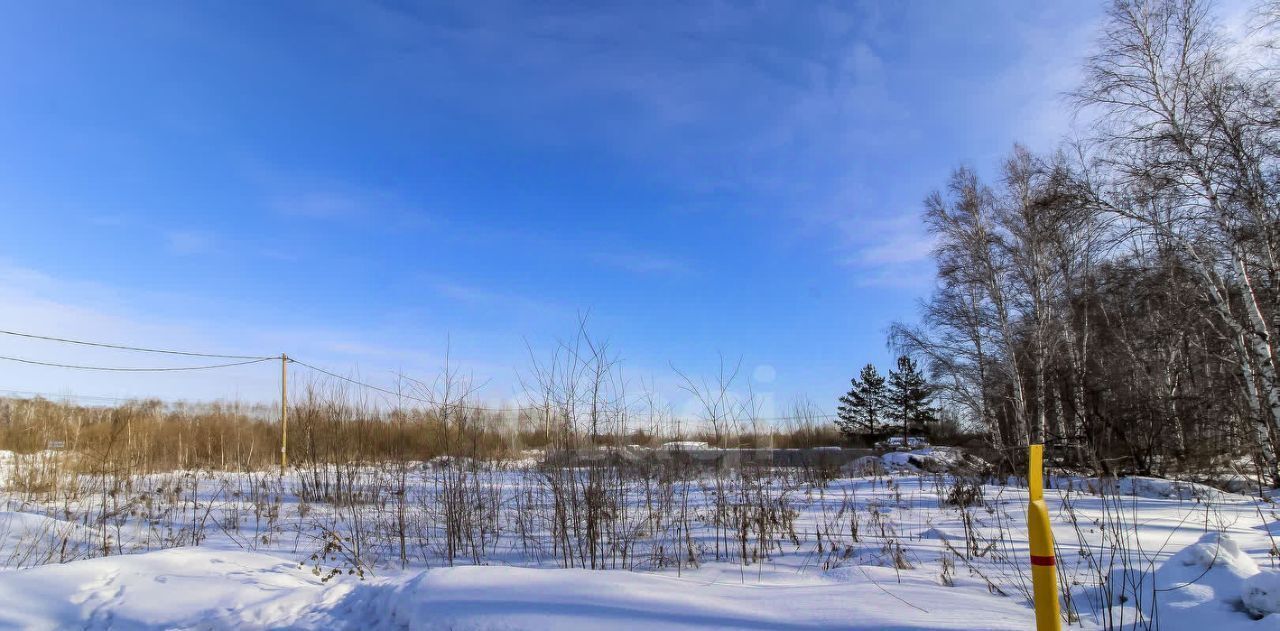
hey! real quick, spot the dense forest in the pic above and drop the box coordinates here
[892,0,1280,480]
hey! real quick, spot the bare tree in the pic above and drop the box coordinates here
[1076,0,1280,480]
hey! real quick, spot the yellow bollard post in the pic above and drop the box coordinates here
[1027,444,1062,630]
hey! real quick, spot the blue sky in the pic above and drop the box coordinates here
[0,1,1103,415]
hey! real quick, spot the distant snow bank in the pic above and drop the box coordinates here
[843,446,987,475]
[1081,475,1242,501]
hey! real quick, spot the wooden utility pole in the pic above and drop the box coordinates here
[280,353,288,475]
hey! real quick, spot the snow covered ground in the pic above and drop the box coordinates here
[0,547,1035,630]
[1,449,1279,629]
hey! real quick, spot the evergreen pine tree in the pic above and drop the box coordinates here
[835,364,887,438]
[887,355,937,441]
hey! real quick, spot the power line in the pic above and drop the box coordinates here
[287,358,434,405]
[288,359,521,414]
[288,358,845,422]
[0,354,273,372]
[0,329,851,423]
[0,329,275,360]
[0,389,135,403]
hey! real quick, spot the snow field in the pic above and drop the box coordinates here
[1,448,1278,629]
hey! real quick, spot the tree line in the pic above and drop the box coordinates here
[888,0,1280,481]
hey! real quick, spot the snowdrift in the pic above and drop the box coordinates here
[1099,532,1280,629]
[5,534,1277,629]
[0,547,1035,630]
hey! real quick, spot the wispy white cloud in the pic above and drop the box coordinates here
[0,262,277,401]
[253,168,432,228]
[0,262,474,403]
[271,191,372,219]
[431,218,693,278]
[589,249,691,276]
[833,213,937,289]
[325,2,903,200]
[88,214,129,227]
[253,2,1100,295]
[425,277,564,316]
[269,188,431,227]
[164,230,217,256]
[986,7,1100,152]
[854,239,934,267]
[849,264,936,290]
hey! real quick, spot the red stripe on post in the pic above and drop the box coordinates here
[1030,555,1056,567]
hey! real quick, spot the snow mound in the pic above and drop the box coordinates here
[881,450,919,470]
[1103,533,1274,629]
[0,547,335,629]
[1169,531,1258,579]
[1243,571,1280,618]
[0,510,100,567]
[879,447,988,474]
